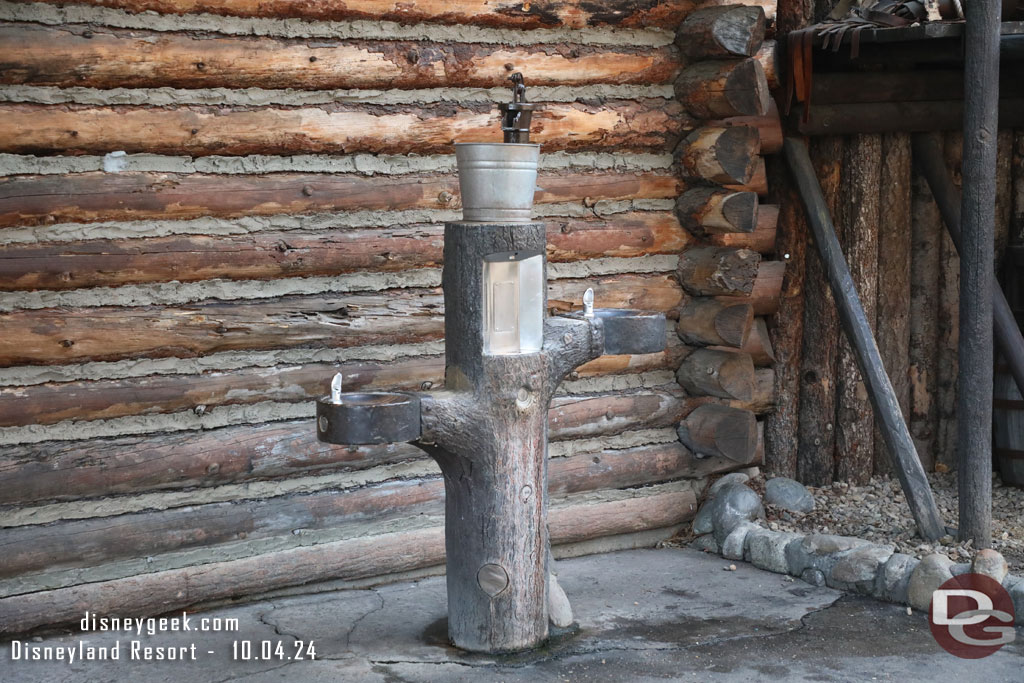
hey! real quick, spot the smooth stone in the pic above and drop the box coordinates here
[1010,580,1024,626]
[692,501,715,535]
[764,477,815,513]
[829,545,894,593]
[801,568,826,587]
[950,563,971,576]
[708,472,751,498]
[908,553,954,612]
[722,521,758,561]
[691,534,719,554]
[972,549,1009,584]
[785,534,871,576]
[876,553,919,604]
[711,483,765,546]
[748,530,802,575]
[548,573,574,628]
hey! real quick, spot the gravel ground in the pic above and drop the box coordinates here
[749,471,1024,572]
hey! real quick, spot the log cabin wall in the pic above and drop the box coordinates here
[0,0,784,631]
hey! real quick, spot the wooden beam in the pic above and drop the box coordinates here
[675,187,758,234]
[677,126,761,185]
[783,136,945,541]
[0,486,698,634]
[676,348,756,400]
[676,403,758,462]
[795,100,1024,136]
[0,23,681,90]
[677,246,761,296]
[675,58,770,118]
[713,99,783,155]
[675,5,766,59]
[0,390,688,505]
[706,203,778,253]
[0,100,686,157]
[0,170,682,228]
[956,0,999,548]
[675,298,753,347]
[6,0,693,29]
[0,212,689,291]
[0,444,706,580]
[0,274,682,366]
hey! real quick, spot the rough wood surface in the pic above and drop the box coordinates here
[674,59,770,118]
[834,134,881,485]
[0,273,681,366]
[678,126,761,185]
[712,316,774,365]
[713,99,783,155]
[873,133,913,474]
[675,5,766,59]
[8,0,693,28]
[908,164,942,472]
[0,23,681,90]
[797,137,843,486]
[0,390,688,505]
[675,188,758,234]
[0,170,682,228]
[675,348,756,400]
[706,204,778,252]
[1013,132,1024,242]
[935,133,962,470]
[676,298,753,347]
[0,212,689,291]
[0,100,686,157]
[0,486,698,635]
[724,155,768,195]
[676,403,758,462]
[0,443,703,580]
[677,246,761,296]
[712,259,784,313]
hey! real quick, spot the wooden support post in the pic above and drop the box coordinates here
[957,0,999,548]
[783,137,945,541]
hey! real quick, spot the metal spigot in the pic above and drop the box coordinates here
[583,288,595,318]
[498,72,539,144]
[331,372,343,404]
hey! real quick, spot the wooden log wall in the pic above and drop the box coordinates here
[0,0,782,632]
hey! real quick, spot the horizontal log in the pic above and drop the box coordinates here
[675,5,766,59]
[676,403,758,462]
[731,367,775,414]
[706,204,778,253]
[810,71,1024,106]
[0,170,682,228]
[0,274,682,366]
[12,0,693,29]
[677,246,762,296]
[677,126,761,185]
[0,444,706,580]
[675,188,758,234]
[674,58,770,118]
[0,23,681,90]
[0,390,688,505]
[714,99,783,154]
[0,100,686,157]
[0,212,690,291]
[0,485,698,634]
[756,39,780,91]
[0,337,688,428]
[676,348,756,400]
[710,316,775,366]
[724,155,768,195]
[675,298,753,347]
[714,259,785,314]
[795,100,1024,136]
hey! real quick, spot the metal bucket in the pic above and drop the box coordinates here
[455,143,540,222]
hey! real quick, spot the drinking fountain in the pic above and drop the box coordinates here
[316,74,667,654]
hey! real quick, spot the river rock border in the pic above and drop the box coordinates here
[689,478,1024,624]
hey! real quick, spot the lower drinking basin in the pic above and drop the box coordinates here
[566,308,666,355]
[316,392,421,445]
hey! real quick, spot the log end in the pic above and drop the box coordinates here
[714,303,755,348]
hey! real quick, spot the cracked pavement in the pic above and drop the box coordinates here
[3,547,1022,681]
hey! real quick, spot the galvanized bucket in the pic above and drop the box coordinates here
[455,143,540,222]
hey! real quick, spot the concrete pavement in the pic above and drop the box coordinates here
[3,547,1022,681]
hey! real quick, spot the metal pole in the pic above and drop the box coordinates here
[958,2,1000,548]
[783,137,946,541]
